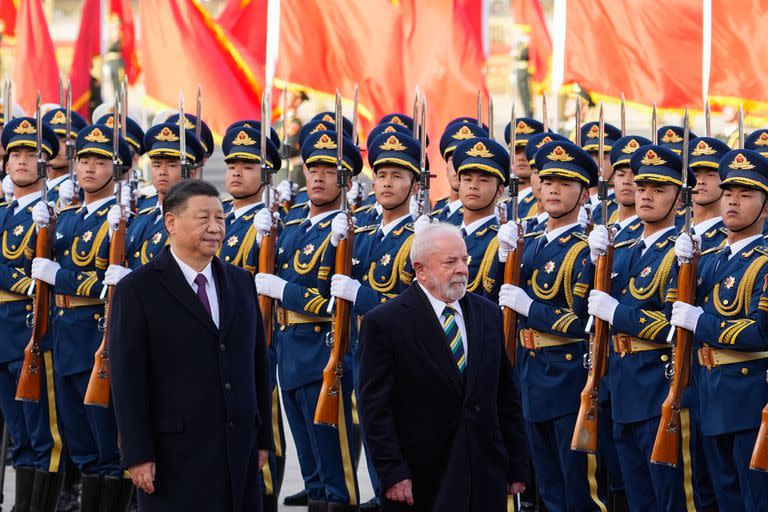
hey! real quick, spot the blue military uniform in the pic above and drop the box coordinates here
[607,136,652,244]
[42,108,87,206]
[687,149,768,511]
[512,140,606,512]
[503,117,545,224]
[685,137,731,252]
[124,123,204,269]
[0,118,65,508]
[270,130,360,507]
[582,122,622,223]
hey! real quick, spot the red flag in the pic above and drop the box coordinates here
[12,0,59,113]
[138,0,265,137]
[0,0,18,39]
[564,0,702,109]
[69,0,140,116]
[217,0,267,58]
[709,1,768,116]
[512,0,552,89]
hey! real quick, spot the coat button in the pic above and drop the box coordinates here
[314,325,321,333]
[58,310,64,316]
[661,354,669,362]
[280,325,286,331]
[529,351,536,357]
[134,251,140,258]
[25,305,32,311]
[224,382,231,390]
[741,367,749,375]
[282,263,288,269]
[565,353,573,361]
[219,344,226,351]
[473,404,481,412]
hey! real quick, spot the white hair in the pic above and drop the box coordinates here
[410,222,464,265]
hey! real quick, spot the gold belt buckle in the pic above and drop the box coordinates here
[521,330,536,350]
[699,347,715,370]
[615,335,631,354]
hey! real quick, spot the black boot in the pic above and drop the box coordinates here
[99,476,126,512]
[79,475,102,512]
[283,489,308,506]
[351,423,362,470]
[327,503,360,512]
[262,493,278,512]
[116,479,134,512]
[359,497,379,511]
[274,454,286,496]
[610,490,629,512]
[30,471,64,512]
[57,457,81,512]
[12,467,36,512]
[308,499,329,512]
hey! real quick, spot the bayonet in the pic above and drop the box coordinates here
[179,93,189,179]
[488,96,494,139]
[417,94,430,216]
[739,104,745,149]
[652,103,658,144]
[704,98,711,137]
[542,94,548,132]
[575,97,582,146]
[476,90,482,127]
[620,93,626,135]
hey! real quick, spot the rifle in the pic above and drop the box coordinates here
[738,104,745,149]
[650,109,693,466]
[502,103,523,367]
[64,80,79,207]
[751,394,768,471]
[476,90,482,127]
[16,94,55,403]
[179,93,191,180]
[488,96,495,139]
[119,80,139,214]
[258,91,277,348]
[652,103,658,144]
[572,104,611,453]
[315,91,355,428]
[416,95,430,216]
[84,95,126,408]
[279,87,294,211]
[350,84,363,210]
[195,85,204,179]
[1,80,10,181]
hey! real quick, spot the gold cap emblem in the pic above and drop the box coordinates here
[321,114,334,123]
[621,139,640,154]
[155,126,179,142]
[312,122,329,133]
[13,120,36,134]
[661,128,683,143]
[586,125,600,139]
[691,140,716,156]
[546,145,574,162]
[84,128,109,143]
[536,136,553,149]
[640,149,666,166]
[232,130,256,146]
[515,120,535,135]
[383,126,397,133]
[50,110,67,125]
[756,132,768,147]
[452,125,475,140]
[105,115,115,128]
[379,135,406,151]
[314,133,337,150]
[390,115,406,126]
[466,141,494,158]
[728,153,755,170]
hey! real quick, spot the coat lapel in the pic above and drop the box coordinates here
[213,257,235,339]
[460,294,484,391]
[156,248,219,337]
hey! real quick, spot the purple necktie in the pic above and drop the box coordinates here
[194,273,212,316]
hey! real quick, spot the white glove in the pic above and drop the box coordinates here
[107,204,123,230]
[31,257,60,285]
[498,284,534,317]
[58,179,75,205]
[276,180,292,202]
[413,214,432,235]
[670,301,704,333]
[2,175,13,202]
[409,195,420,220]
[349,181,361,203]
[115,183,131,207]
[674,233,701,264]
[578,206,590,230]
[31,201,52,228]
[497,221,525,263]
[330,212,348,248]
[103,264,132,286]
[253,208,278,248]
[588,290,619,324]
[330,274,362,304]
[254,273,287,301]
[588,225,610,265]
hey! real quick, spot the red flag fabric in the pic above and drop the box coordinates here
[0,0,18,39]
[69,0,140,116]
[12,0,59,113]
[512,0,551,89]
[564,0,702,109]
[217,0,267,58]
[138,0,265,138]
[709,0,768,116]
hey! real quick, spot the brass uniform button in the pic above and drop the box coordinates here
[362,276,368,281]
[134,251,140,258]
[661,354,669,362]
[282,263,288,269]
[280,325,286,331]
[94,314,101,321]
[529,351,536,357]
[225,256,230,261]
[58,310,64,316]
[704,296,709,303]
[314,325,321,333]
[64,250,70,256]
[565,353,573,361]
[741,368,749,375]
[621,288,627,295]
[25,305,32,311]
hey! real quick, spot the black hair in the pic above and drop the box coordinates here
[163,179,220,216]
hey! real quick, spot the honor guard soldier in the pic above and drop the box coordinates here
[451,137,508,301]
[96,113,147,212]
[685,137,731,251]
[744,129,768,235]
[254,129,362,511]
[498,140,606,512]
[41,108,87,206]
[30,124,134,510]
[502,117,545,220]
[658,125,695,155]
[319,131,422,510]
[433,119,489,225]
[671,149,768,511]
[520,133,570,234]
[586,145,697,511]
[225,119,281,216]
[167,112,214,167]
[609,136,651,244]
[219,125,286,512]
[0,118,65,512]
[107,123,204,275]
[581,121,622,222]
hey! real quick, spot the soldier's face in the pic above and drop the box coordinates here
[7,148,39,188]
[151,158,196,195]
[591,153,612,181]
[165,195,225,259]
[635,182,680,223]
[304,164,342,205]
[514,149,532,179]
[721,186,768,231]
[374,167,416,210]
[530,168,542,200]
[76,155,113,192]
[540,177,588,217]
[445,157,459,192]
[225,160,263,199]
[458,171,503,211]
[693,170,722,206]
[48,135,67,170]
[613,167,636,207]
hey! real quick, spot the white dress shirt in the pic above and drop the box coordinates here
[692,216,723,237]
[84,196,115,219]
[307,209,339,229]
[233,203,263,220]
[13,191,42,215]
[723,234,763,260]
[638,226,675,256]
[170,248,220,328]
[446,198,463,215]
[380,213,411,237]
[420,283,468,365]
[461,213,497,237]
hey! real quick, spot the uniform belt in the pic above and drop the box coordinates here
[54,295,105,309]
[0,290,30,304]
[612,334,669,355]
[698,346,768,369]
[519,329,582,350]
[276,307,332,326]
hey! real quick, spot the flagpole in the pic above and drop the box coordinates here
[99,0,112,102]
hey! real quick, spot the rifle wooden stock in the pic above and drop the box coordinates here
[84,213,126,407]
[502,225,524,367]
[571,244,613,453]
[751,401,768,471]
[16,217,56,402]
[650,254,698,466]
[314,228,355,427]
[258,222,278,347]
